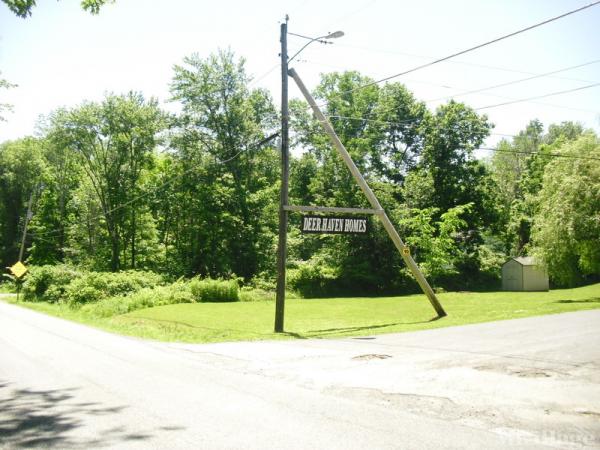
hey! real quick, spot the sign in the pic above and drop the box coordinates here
[9,261,28,279]
[301,216,368,234]
[402,247,411,256]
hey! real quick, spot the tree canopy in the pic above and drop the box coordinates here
[1,0,113,18]
[0,50,597,293]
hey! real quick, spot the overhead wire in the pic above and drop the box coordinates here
[478,147,600,161]
[475,82,600,110]
[325,114,516,138]
[333,44,599,85]
[296,59,599,115]
[314,1,600,105]
[425,58,600,103]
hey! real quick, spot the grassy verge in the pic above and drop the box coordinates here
[3,283,600,343]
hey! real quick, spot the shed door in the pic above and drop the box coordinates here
[503,263,522,290]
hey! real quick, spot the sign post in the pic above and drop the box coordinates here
[8,261,28,302]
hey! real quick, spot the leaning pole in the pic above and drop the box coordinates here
[288,68,447,317]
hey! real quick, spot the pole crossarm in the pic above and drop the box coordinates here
[284,205,383,215]
[288,67,447,318]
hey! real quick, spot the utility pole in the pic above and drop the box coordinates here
[18,189,35,262]
[275,16,290,332]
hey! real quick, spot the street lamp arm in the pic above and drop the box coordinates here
[288,37,324,62]
[288,30,344,62]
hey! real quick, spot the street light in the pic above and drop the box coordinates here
[275,19,344,333]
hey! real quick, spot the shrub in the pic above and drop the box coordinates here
[287,259,338,298]
[189,277,239,302]
[82,280,195,317]
[21,265,81,303]
[239,286,273,302]
[65,270,164,306]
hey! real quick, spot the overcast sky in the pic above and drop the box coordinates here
[1,0,599,154]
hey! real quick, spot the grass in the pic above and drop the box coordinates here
[3,283,600,343]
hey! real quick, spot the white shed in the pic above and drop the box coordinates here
[502,257,549,291]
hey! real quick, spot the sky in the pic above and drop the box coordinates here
[1,0,599,156]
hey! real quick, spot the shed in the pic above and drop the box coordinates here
[502,257,549,291]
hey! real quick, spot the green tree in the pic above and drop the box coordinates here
[0,137,45,268]
[45,92,166,271]
[490,120,585,255]
[420,101,492,223]
[167,50,278,279]
[0,72,16,122]
[2,0,113,17]
[531,133,600,286]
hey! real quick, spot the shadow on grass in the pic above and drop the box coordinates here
[555,297,600,304]
[301,316,443,337]
[0,380,183,448]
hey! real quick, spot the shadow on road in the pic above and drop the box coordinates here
[0,380,182,448]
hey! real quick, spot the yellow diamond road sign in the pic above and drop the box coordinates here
[10,261,28,279]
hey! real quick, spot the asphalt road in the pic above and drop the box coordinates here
[1,296,599,449]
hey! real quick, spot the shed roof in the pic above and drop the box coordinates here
[510,256,538,266]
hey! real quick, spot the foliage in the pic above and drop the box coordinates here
[64,270,164,305]
[239,286,273,302]
[531,133,600,286]
[287,257,339,298]
[45,92,167,271]
[1,0,113,17]
[21,264,81,302]
[0,71,16,122]
[0,138,45,269]
[189,277,239,302]
[81,280,194,317]
[1,57,596,297]
[166,50,279,279]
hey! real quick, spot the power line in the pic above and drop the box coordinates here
[249,63,280,87]
[333,44,599,85]
[425,58,600,103]
[475,82,600,110]
[317,1,600,100]
[298,58,599,114]
[479,147,600,161]
[30,132,279,240]
[326,114,516,138]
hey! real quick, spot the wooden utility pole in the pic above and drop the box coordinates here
[274,17,290,332]
[288,68,447,317]
[18,190,35,262]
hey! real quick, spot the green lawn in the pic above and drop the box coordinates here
[6,283,600,343]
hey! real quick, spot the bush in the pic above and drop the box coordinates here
[65,270,164,306]
[189,277,239,302]
[239,286,273,302]
[22,265,81,303]
[287,259,338,298]
[82,281,195,317]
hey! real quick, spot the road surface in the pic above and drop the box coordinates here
[1,296,599,449]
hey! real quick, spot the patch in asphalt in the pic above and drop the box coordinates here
[352,354,392,361]
[474,364,561,379]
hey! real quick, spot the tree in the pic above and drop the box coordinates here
[490,120,586,255]
[420,101,492,221]
[1,0,113,18]
[45,92,166,271]
[0,138,45,268]
[0,72,16,122]
[167,50,279,279]
[531,133,600,286]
